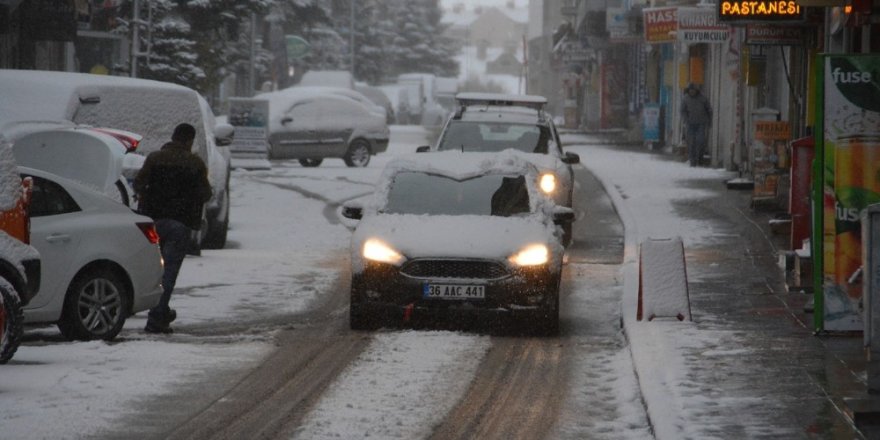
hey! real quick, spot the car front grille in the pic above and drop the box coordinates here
[400,259,509,280]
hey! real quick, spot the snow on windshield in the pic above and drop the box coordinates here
[370,151,544,213]
[384,172,531,217]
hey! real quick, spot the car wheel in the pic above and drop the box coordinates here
[298,158,323,167]
[0,278,23,364]
[203,188,229,249]
[534,278,560,336]
[348,302,381,330]
[58,269,130,341]
[343,140,371,168]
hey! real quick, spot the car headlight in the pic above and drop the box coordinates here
[509,244,549,266]
[363,238,404,264]
[539,173,557,194]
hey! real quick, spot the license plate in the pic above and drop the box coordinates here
[423,283,485,300]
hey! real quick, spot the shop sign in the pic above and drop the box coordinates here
[815,54,880,331]
[643,7,677,44]
[607,8,638,42]
[718,0,805,22]
[755,121,791,140]
[745,24,805,45]
[677,7,731,43]
[560,41,591,63]
[285,35,310,60]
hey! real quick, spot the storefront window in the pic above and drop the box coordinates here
[76,34,123,74]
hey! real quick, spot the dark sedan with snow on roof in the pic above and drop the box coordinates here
[342,151,573,334]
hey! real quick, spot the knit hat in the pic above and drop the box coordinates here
[172,123,196,143]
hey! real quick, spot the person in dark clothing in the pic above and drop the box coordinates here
[134,123,212,334]
[680,83,713,167]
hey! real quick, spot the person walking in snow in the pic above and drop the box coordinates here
[134,123,212,334]
[680,83,712,167]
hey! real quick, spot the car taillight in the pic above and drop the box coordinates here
[137,222,160,244]
[126,139,139,153]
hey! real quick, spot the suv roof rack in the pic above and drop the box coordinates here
[455,93,547,110]
[454,92,548,122]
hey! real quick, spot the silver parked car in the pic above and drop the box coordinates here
[257,88,390,167]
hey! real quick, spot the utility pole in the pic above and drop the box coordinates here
[349,0,355,76]
[249,13,257,96]
[130,0,152,77]
[131,0,140,77]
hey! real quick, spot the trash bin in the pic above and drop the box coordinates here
[789,135,815,250]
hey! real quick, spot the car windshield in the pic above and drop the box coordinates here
[383,172,530,217]
[437,121,550,154]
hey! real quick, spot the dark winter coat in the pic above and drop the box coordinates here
[680,89,712,126]
[134,141,212,230]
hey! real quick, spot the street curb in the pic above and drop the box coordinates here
[578,158,684,440]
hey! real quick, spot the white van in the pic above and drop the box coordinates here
[0,69,233,250]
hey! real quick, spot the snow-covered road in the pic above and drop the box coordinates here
[2,127,673,439]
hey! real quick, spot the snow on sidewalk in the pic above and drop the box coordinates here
[567,142,766,439]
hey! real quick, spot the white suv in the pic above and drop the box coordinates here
[425,93,580,245]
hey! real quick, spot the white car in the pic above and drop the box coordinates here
[427,93,581,245]
[0,69,233,250]
[20,167,163,341]
[10,125,145,207]
[342,151,574,334]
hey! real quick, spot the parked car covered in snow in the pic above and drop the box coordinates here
[0,135,40,364]
[20,166,162,341]
[289,86,386,119]
[397,73,448,127]
[355,83,395,124]
[0,69,233,250]
[297,69,354,90]
[256,87,390,167]
[342,151,573,334]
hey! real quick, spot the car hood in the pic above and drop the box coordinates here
[351,213,562,273]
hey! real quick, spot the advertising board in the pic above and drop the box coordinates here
[227,98,270,169]
[814,54,880,331]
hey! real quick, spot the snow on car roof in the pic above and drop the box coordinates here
[298,70,354,89]
[372,151,546,212]
[0,69,197,129]
[0,135,22,211]
[255,87,362,110]
[382,151,540,181]
[457,106,544,125]
[455,92,547,109]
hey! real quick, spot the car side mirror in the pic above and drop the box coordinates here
[562,152,580,165]
[281,116,293,125]
[416,146,431,153]
[553,207,575,225]
[342,204,363,220]
[215,123,235,146]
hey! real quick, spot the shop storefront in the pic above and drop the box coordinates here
[641,5,735,165]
